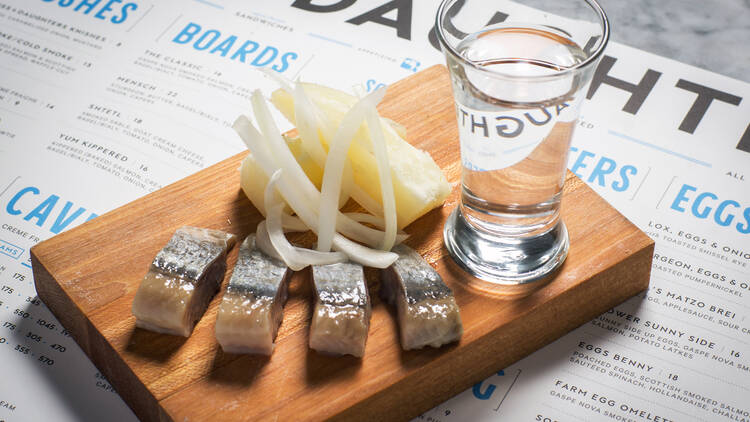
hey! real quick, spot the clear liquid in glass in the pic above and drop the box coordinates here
[443,23,590,292]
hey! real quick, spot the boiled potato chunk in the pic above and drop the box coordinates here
[240,134,322,216]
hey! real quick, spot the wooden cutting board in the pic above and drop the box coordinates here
[31,65,654,422]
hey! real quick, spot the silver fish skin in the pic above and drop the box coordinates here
[132,226,236,337]
[309,262,371,357]
[381,245,462,350]
[215,235,291,355]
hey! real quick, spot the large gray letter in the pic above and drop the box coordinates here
[347,0,413,40]
[675,79,742,134]
[291,0,356,13]
[586,55,661,114]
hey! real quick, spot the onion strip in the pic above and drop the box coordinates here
[252,90,321,205]
[255,221,282,261]
[293,84,329,171]
[246,92,396,249]
[364,102,397,251]
[341,214,406,240]
[234,116,321,230]
[294,84,353,208]
[317,88,386,252]
[262,170,347,270]
[284,85,384,217]
[332,235,397,268]
[233,116,401,267]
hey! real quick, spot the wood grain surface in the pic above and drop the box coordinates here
[31,65,654,422]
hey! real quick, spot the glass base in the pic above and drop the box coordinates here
[443,207,569,297]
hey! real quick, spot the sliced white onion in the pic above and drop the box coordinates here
[233,91,405,267]
[345,212,386,229]
[342,213,407,244]
[349,184,383,217]
[383,117,407,139]
[364,100,397,251]
[332,235,397,268]
[234,116,321,231]
[235,115,389,248]
[280,214,308,232]
[317,88,386,252]
[243,93,394,249]
[293,84,328,169]
[252,90,321,205]
[294,84,352,207]
[255,221,283,261]
[263,170,347,270]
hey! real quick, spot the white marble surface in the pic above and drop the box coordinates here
[597,0,750,82]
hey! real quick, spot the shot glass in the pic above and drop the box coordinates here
[436,0,609,296]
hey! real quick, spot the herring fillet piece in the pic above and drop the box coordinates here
[310,262,371,357]
[131,227,236,337]
[380,245,463,350]
[215,235,291,355]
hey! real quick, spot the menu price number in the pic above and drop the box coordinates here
[667,373,679,381]
[50,343,66,353]
[12,309,29,319]
[729,350,741,358]
[0,337,5,345]
[26,296,40,306]
[35,319,55,331]
[14,344,30,355]
[1,285,14,295]
[2,322,15,331]
[38,355,54,366]
[11,273,24,282]
[26,331,43,343]
[60,328,71,338]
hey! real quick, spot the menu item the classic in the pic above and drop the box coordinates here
[381,245,463,350]
[131,227,236,336]
[309,262,372,357]
[214,234,292,355]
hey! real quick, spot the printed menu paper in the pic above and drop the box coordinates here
[0,1,748,421]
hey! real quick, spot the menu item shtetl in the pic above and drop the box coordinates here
[310,262,372,357]
[381,245,463,350]
[215,235,292,355]
[131,227,236,336]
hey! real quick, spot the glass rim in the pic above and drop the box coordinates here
[435,0,610,81]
